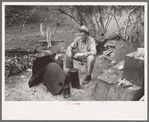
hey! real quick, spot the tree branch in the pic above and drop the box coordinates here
[98,7,105,32]
[57,8,81,25]
[113,15,122,36]
[22,9,37,27]
[124,6,139,39]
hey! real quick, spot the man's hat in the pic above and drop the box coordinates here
[79,25,89,33]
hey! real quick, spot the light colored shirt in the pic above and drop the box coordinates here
[69,36,97,56]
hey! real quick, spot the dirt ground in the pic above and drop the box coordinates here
[5,23,114,101]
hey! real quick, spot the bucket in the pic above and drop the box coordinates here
[69,68,80,89]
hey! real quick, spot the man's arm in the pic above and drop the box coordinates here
[73,38,97,58]
[67,46,72,52]
[66,37,79,58]
[67,38,78,51]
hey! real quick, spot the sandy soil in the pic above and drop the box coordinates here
[5,56,114,101]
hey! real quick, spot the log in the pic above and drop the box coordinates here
[104,55,115,61]
[103,48,115,55]
[99,48,115,60]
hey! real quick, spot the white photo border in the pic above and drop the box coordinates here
[2,2,148,120]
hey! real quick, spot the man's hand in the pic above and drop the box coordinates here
[74,53,85,58]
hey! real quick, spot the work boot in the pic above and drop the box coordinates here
[82,75,91,85]
[63,87,71,99]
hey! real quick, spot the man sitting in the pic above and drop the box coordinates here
[65,25,97,85]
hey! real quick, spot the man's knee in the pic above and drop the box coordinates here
[87,55,95,63]
[66,48,78,58]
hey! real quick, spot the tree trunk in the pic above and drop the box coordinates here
[124,6,139,40]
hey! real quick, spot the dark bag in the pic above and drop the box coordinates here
[28,53,63,87]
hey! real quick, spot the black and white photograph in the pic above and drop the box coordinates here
[2,2,148,120]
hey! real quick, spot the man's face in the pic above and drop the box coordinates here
[80,31,87,42]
